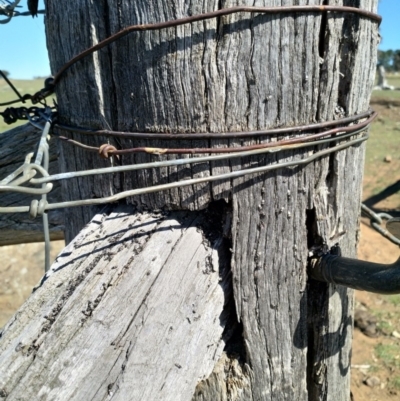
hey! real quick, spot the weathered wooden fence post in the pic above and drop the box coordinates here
[0,1,379,400]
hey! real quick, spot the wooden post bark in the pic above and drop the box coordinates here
[0,0,379,400]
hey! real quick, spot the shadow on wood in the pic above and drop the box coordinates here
[0,1,380,399]
[0,204,248,400]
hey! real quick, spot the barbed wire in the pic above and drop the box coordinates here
[0,5,381,108]
[0,0,44,24]
[0,4,384,271]
[55,110,373,140]
[0,114,371,271]
[0,111,371,234]
[33,128,371,188]
[0,117,378,271]
[54,111,376,158]
[0,0,20,24]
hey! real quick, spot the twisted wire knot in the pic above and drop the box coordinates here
[99,144,117,159]
[29,198,48,218]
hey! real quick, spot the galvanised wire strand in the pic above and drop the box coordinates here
[34,120,51,272]
[30,126,368,186]
[29,134,370,213]
[361,204,400,246]
[0,113,371,270]
[56,112,377,157]
[0,132,368,215]
[0,112,53,194]
[0,165,52,194]
[0,120,52,271]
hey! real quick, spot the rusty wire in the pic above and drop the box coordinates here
[0,5,381,107]
[30,128,369,187]
[0,108,373,272]
[55,110,372,140]
[51,5,381,87]
[56,111,377,158]
[0,126,369,215]
[0,4,382,274]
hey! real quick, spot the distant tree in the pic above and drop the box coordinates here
[378,49,400,72]
[393,50,400,72]
[0,70,10,78]
[378,49,394,71]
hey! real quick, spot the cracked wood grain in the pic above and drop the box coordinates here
[0,0,380,399]
[0,206,231,400]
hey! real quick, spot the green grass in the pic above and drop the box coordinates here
[371,75,400,101]
[387,295,400,307]
[390,376,400,390]
[0,79,47,132]
[372,309,395,335]
[366,118,400,161]
[364,128,399,162]
[363,103,400,206]
[377,320,393,335]
[375,74,400,88]
[371,90,400,100]
[375,343,400,368]
[386,75,400,87]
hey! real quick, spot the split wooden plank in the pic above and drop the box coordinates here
[0,206,232,401]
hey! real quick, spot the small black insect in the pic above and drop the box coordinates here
[27,0,38,17]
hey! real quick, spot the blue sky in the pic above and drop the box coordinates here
[0,0,399,79]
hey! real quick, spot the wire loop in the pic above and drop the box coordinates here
[99,144,118,159]
[0,4,385,272]
[29,199,39,219]
[29,198,48,219]
[1,115,371,213]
